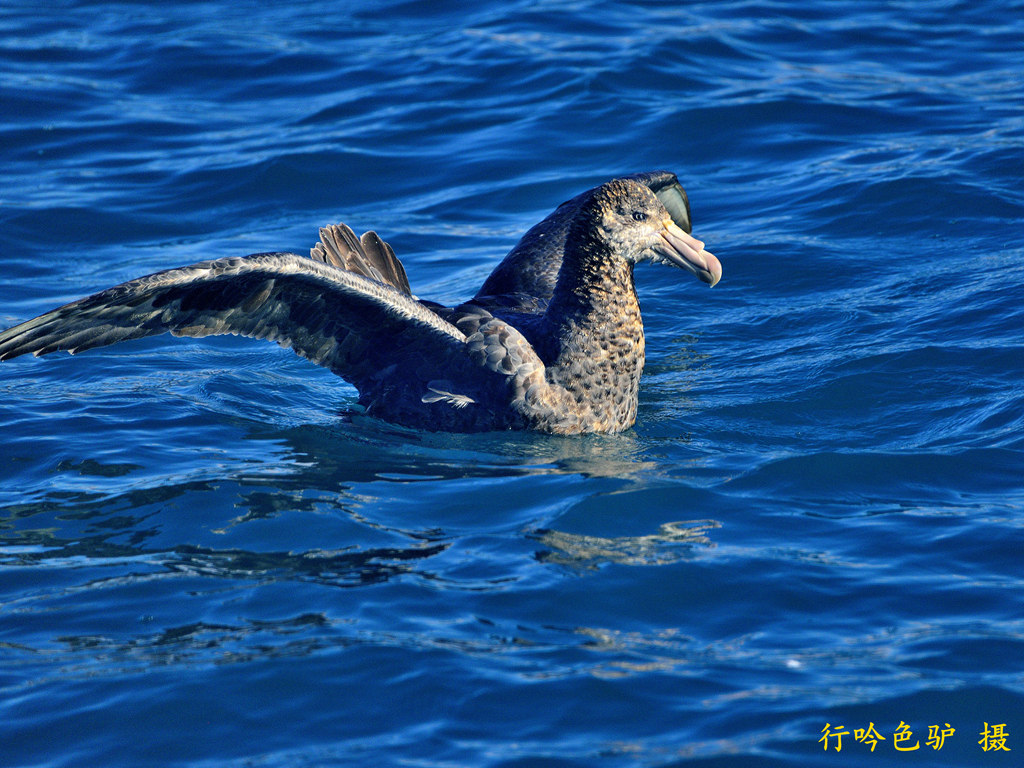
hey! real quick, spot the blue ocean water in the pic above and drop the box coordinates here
[1,0,1023,765]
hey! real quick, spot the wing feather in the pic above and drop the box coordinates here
[310,224,412,295]
[0,253,465,380]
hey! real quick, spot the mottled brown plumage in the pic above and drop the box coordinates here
[475,170,693,310]
[0,176,721,434]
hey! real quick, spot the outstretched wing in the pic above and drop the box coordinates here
[0,252,465,382]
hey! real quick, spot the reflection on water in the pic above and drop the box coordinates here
[0,403,716,613]
[532,519,720,569]
[164,541,450,587]
[277,419,668,482]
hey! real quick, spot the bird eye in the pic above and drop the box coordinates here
[631,211,647,222]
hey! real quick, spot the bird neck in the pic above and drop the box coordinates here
[541,240,646,430]
[549,248,640,332]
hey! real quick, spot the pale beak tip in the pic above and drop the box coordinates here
[699,249,723,287]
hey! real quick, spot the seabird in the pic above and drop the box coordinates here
[0,175,721,434]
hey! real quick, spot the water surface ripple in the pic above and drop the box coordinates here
[1,2,1022,766]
